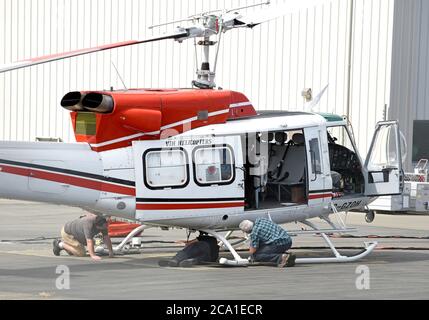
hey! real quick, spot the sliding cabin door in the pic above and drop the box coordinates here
[133,136,245,222]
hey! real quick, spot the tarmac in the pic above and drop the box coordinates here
[0,199,428,300]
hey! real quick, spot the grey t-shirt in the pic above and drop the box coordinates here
[64,214,108,245]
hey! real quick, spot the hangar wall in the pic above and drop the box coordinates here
[0,0,394,157]
[389,0,429,171]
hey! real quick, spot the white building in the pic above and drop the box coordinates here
[0,0,428,170]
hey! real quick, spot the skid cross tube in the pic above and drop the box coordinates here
[295,220,377,264]
[113,224,152,252]
[218,230,249,250]
[202,229,249,266]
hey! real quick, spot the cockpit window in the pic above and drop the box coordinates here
[327,125,356,152]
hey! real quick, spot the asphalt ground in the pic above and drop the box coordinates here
[0,199,428,300]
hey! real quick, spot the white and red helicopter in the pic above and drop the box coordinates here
[0,1,404,265]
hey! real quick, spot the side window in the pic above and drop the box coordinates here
[144,148,189,189]
[193,146,235,186]
[309,138,322,174]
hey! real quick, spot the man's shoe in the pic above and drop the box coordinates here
[168,259,179,267]
[277,253,291,268]
[179,258,198,268]
[286,253,296,267]
[158,259,179,267]
[158,259,170,267]
[52,239,61,256]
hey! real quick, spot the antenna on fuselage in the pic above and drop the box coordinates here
[111,61,128,91]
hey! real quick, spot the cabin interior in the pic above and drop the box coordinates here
[242,126,365,210]
[326,126,365,199]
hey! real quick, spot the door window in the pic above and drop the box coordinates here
[367,124,399,171]
[144,148,189,189]
[309,138,322,174]
[193,146,235,186]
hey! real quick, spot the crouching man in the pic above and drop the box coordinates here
[53,213,114,261]
[158,232,219,267]
[239,218,295,267]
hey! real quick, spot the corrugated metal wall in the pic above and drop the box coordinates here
[0,0,394,156]
[390,0,429,171]
[349,0,394,155]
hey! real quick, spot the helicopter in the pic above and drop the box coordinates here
[0,1,404,266]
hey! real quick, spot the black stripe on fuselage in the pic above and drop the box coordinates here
[0,158,135,187]
[308,189,333,194]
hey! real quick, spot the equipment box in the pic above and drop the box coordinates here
[291,186,305,203]
[416,184,429,212]
[369,181,429,214]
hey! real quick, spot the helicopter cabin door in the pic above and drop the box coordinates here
[133,135,245,222]
[364,121,403,197]
[304,126,333,204]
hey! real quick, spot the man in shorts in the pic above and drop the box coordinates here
[53,213,114,261]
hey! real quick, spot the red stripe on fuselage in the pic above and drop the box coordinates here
[0,165,135,196]
[136,202,245,210]
[308,193,333,200]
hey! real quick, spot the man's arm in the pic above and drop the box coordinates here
[249,230,258,254]
[174,238,198,246]
[86,239,101,261]
[103,235,114,258]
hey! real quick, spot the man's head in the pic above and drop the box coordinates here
[239,220,254,234]
[95,215,108,230]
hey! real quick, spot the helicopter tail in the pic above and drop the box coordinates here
[0,141,103,206]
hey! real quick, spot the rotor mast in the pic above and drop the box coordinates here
[192,14,221,90]
[193,36,217,89]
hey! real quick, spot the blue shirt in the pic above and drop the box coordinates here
[250,218,291,248]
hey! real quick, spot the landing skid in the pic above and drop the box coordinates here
[295,220,377,264]
[204,216,378,266]
[98,219,377,265]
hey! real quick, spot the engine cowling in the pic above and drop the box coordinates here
[118,108,162,134]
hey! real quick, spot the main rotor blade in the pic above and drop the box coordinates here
[232,0,329,28]
[0,30,188,74]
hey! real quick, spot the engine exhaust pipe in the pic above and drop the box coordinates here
[82,93,114,114]
[60,91,86,111]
